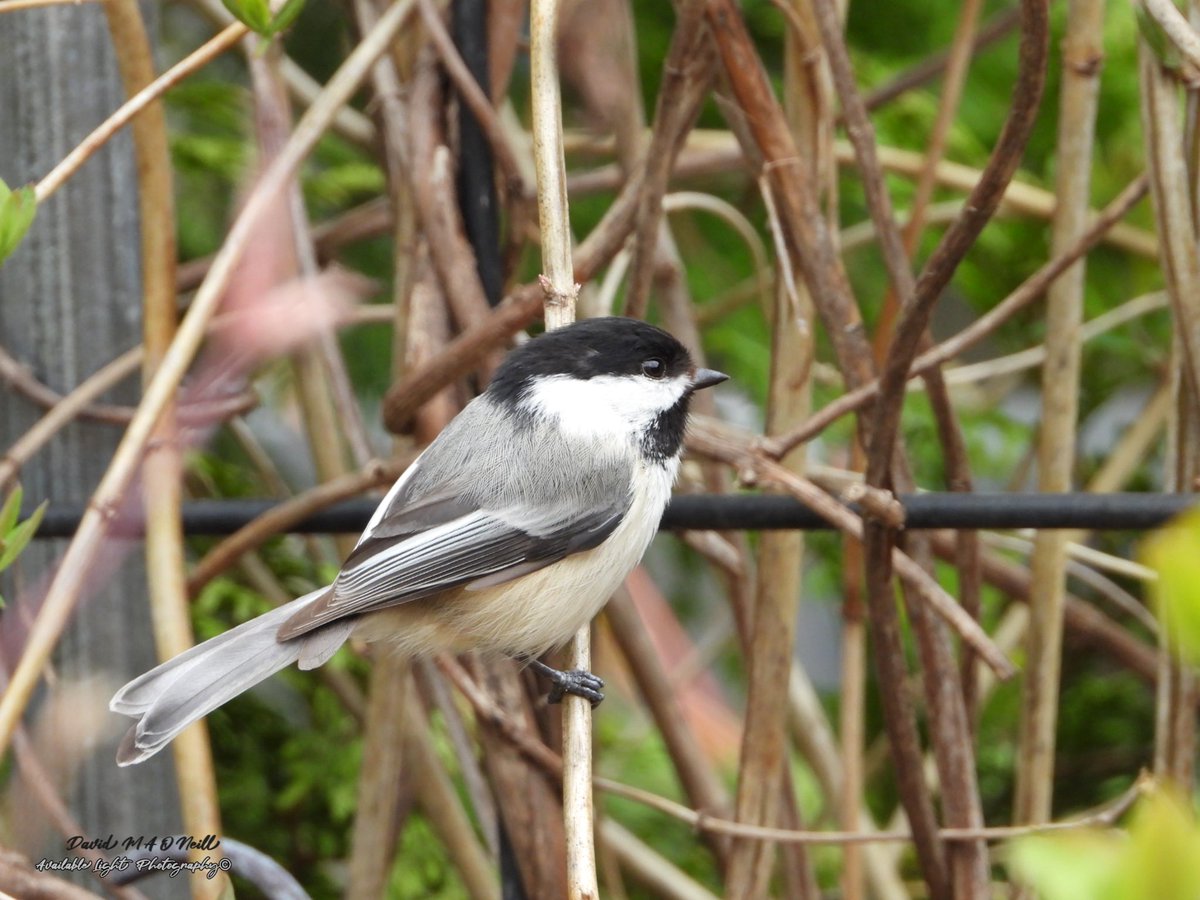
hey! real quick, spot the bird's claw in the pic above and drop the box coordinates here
[545,668,605,707]
[527,659,605,706]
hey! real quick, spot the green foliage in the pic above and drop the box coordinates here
[193,576,362,897]
[1142,507,1200,664]
[1011,511,1200,900]
[0,178,36,266]
[387,816,470,898]
[221,0,306,39]
[1009,787,1200,900]
[0,488,47,608]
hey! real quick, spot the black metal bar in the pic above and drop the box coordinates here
[30,493,1200,538]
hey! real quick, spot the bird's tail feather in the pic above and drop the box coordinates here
[110,587,352,766]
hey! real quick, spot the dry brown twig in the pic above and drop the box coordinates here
[102,0,225,888]
[1141,32,1200,788]
[856,4,1049,894]
[1014,0,1104,835]
[529,0,594,890]
[185,456,413,595]
[809,0,992,892]
[766,174,1149,458]
[436,654,1155,847]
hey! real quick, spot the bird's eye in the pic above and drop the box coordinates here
[641,358,666,379]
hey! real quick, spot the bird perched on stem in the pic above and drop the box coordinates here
[112,316,727,765]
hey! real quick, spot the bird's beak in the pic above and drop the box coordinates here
[690,368,729,392]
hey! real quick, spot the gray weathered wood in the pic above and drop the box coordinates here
[0,6,185,893]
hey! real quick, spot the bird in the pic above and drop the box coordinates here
[110,316,727,765]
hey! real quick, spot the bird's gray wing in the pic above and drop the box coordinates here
[277,426,631,640]
[276,502,626,639]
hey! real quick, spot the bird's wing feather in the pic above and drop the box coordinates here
[278,397,633,640]
[278,419,632,643]
[276,502,626,639]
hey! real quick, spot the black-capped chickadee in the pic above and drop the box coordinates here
[111,316,727,765]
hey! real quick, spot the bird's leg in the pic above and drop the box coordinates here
[525,658,605,706]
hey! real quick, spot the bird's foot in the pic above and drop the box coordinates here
[527,659,605,706]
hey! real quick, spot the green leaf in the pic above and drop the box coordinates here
[1008,787,1200,900]
[1142,507,1200,664]
[220,0,272,34]
[1115,788,1200,900]
[0,178,37,266]
[265,0,306,38]
[1007,830,1124,900]
[0,500,46,570]
[0,487,22,536]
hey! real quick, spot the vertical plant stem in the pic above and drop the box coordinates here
[101,2,224,895]
[854,1,1048,897]
[837,607,866,900]
[342,6,429,878]
[347,656,413,900]
[780,4,866,897]
[470,657,569,895]
[530,0,593,895]
[402,683,500,900]
[1013,0,1104,832]
[724,1,821,894]
[1142,40,1200,786]
[531,0,578,325]
[705,0,875,394]
[809,0,994,893]
[786,670,909,900]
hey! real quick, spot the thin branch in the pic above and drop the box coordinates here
[0,0,100,10]
[529,0,593,893]
[593,769,1149,846]
[1140,0,1200,74]
[685,425,1014,676]
[409,50,496,335]
[401,682,500,900]
[103,0,226,887]
[865,0,1049,485]
[566,133,1159,258]
[437,651,1153,846]
[859,8,1021,113]
[0,349,140,490]
[1014,0,1104,830]
[767,174,1149,457]
[606,589,732,866]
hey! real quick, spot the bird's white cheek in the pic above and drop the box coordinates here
[520,374,689,441]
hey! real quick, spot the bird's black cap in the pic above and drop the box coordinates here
[488,317,695,405]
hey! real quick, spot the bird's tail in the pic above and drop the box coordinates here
[110,587,354,766]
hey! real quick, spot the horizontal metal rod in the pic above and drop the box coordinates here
[29,493,1197,538]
